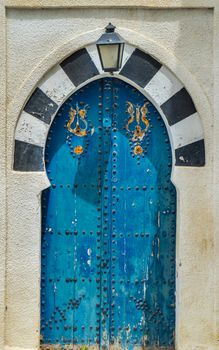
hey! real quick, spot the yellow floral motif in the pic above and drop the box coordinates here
[134,145,143,155]
[74,145,84,154]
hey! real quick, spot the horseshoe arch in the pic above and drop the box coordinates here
[13,43,205,171]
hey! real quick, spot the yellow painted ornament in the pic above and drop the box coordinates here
[74,145,84,154]
[134,145,143,155]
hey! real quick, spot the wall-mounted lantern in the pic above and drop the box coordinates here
[96,23,125,72]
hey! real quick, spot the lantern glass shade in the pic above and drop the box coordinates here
[96,23,125,72]
[97,44,124,71]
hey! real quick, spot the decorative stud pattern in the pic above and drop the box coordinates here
[41,78,176,349]
[14,44,205,171]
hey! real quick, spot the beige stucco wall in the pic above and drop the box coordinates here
[0,1,219,350]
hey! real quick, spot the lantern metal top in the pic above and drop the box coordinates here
[96,23,125,46]
[105,23,116,33]
[96,22,125,72]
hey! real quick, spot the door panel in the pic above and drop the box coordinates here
[41,78,176,349]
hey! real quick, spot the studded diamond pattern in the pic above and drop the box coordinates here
[41,78,176,350]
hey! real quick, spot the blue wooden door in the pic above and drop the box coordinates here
[41,78,176,350]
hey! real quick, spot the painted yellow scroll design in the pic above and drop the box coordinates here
[126,101,149,141]
[125,101,150,155]
[67,103,88,137]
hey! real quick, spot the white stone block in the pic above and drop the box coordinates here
[15,111,49,147]
[171,112,204,149]
[39,65,75,105]
[144,65,183,106]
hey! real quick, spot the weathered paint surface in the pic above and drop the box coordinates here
[41,78,176,349]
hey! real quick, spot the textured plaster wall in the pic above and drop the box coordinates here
[0,2,218,350]
[0,3,6,350]
[6,8,213,104]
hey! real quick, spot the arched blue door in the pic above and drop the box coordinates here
[41,78,176,350]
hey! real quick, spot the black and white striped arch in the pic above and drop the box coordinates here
[14,44,205,171]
